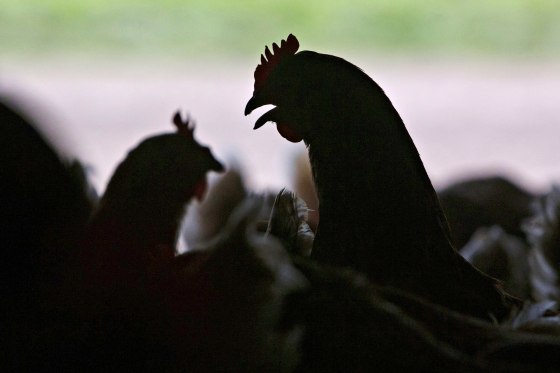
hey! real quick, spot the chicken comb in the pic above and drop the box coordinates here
[254,34,299,90]
[172,110,195,140]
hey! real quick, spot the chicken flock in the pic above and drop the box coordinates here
[2,34,560,372]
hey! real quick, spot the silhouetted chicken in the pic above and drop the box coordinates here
[31,111,226,371]
[0,97,95,370]
[78,111,223,306]
[0,98,94,300]
[439,175,535,248]
[245,34,519,320]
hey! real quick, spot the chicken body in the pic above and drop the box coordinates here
[245,35,518,320]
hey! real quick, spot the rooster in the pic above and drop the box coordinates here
[244,34,519,320]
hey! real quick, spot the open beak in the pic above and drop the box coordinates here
[245,93,303,143]
[253,107,281,129]
[245,93,282,130]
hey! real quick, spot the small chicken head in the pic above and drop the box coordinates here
[103,111,224,206]
[170,110,225,201]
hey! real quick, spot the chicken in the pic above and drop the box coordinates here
[0,97,96,371]
[438,175,535,248]
[461,226,531,300]
[524,186,560,302]
[76,111,224,313]
[0,98,94,302]
[28,111,226,371]
[244,34,519,320]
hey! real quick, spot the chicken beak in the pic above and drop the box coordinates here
[253,107,279,129]
[210,157,225,172]
[244,94,264,116]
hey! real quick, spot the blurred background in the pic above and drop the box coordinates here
[1,0,559,193]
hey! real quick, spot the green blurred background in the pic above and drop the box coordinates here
[2,0,559,61]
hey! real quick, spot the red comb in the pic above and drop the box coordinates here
[254,34,299,90]
[172,110,195,139]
